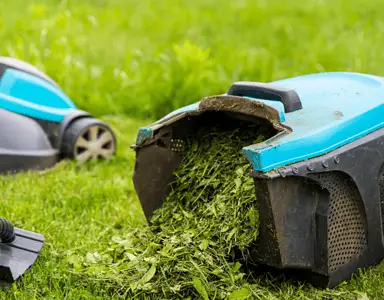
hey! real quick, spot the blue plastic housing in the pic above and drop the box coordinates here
[136,72,384,173]
[0,69,77,123]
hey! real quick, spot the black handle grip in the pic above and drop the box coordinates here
[0,218,15,243]
[227,81,302,113]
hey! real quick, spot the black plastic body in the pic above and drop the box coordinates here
[247,126,384,287]
[0,109,58,174]
[33,110,91,150]
[0,227,44,283]
[227,81,302,113]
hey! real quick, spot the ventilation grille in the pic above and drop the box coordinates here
[315,172,367,273]
[379,171,384,235]
[170,139,185,153]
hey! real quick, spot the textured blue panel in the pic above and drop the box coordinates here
[0,69,76,122]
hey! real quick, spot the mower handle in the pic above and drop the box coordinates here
[0,218,15,243]
[227,81,302,113]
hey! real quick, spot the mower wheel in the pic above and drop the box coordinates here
[61,118,116,162]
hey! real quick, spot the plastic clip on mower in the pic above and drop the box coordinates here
[0,57,116,283]
[0,56,117,174]
[132,72,384,288]
[0,218,44,284]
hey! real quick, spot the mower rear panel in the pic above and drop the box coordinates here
[249,126,384,287]
[0,109,58,174]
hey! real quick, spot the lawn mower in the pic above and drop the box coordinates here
[132,71,384,288]
[0,57,116,174]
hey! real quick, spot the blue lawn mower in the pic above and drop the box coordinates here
[132,72,384,288]
[0,56,116,174]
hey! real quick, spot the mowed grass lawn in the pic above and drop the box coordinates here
[1,0,384,298]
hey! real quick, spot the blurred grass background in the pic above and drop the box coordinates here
[1,0,384,298]
[2,0,384,119]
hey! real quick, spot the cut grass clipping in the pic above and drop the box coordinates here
[70,126,265,299]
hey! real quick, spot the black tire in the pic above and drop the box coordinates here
[61,118,117,162]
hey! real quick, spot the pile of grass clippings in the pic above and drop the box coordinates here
[69,126,265,299]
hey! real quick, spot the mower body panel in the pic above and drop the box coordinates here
[0,56,59,88]
[249,124,384,287]
[0,68,76,123]
[0,109,58,173]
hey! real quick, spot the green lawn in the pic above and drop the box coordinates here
[1,0,384,298]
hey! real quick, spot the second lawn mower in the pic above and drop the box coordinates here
[0,57,116,174]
